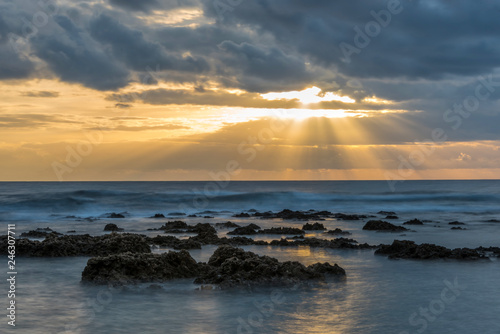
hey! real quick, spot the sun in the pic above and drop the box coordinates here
[261,86,355,105]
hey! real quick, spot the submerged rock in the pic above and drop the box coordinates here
[150,213,165,218]
[375,240,486,260]
[194,245,345,288]
[107,213,125,219]
[0,233,151,257]
[215,221,241,228]
[449,221,466,225]
[259,227,305,235]
[20,228,62,238]
[227,226,258,235]
[324,228,351,235]
[403,219,424,225]
[104,223,124,232]
[302,223,326,231]
[362,220,408,232]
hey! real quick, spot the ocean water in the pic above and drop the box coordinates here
[1,180,499,333]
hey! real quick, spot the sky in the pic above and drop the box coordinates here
[1,0,500,181]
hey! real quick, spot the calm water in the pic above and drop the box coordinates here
[1,181,499,333]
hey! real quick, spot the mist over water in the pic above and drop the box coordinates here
[1,180,499,333]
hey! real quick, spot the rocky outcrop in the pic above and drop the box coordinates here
[362,220,408,232]
[333,213,368,220]
[375,240,486,260]
[270,237,375,249]
[259,227,305,235]
[104,223,124,232]
[324,228,351,235]
[107,213,125,218]
[302,223,326,231]
[215,221,241,228]
[20,228,62,238]
[194,245,345,288]
[449,221,466,225]
[227,226,258,235]
[403,219,423,225]
[82,250,201,284]
[0,233,151,257]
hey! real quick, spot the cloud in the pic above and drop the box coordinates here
[21,91,59,98]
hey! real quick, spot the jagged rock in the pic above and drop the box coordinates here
[194,245,345,288]
[248,223,261,230]
[20,228,62,238]
[269,237,375,250]
[375,240,485,260]
[451,227,467,230]
[0,233,151,257]
[107,213,125,218]
[233,212,251,218]
[302,223,326,231]
[362,220,408,232]
[168,212,186,216]
[147,235,202,250]
[259,227,305,235]
[385,215,399,219]
[104,223,124,232]
[215,221,241,228]
[378,211,396,215]
[81,250,200,284]
[403,219,423,225]
[227,226,258,235]
[150,213,165,218]
[449,221,466,225]
[156,221,188,231]
[324,228,351,235]
[333,213,367,220]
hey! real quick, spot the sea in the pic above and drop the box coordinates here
[0,180,499,333]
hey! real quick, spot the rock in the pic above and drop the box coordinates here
[269,237,375,250]
[147,235,202,250]
[215,221,241,228]
[333,213,367,220]
[108,213,125,219]
[362,220,408,232]
[233,213,251,218]
[82,250,200,284]
[324,228,351,235]
[159,221,188,231]
[188,214,197,218]
[227,226,258,235]
[168,212,186,216]
[385,215,399,219]
[194,245,345,288]
[247,223,261,230]
[20,228,62,238]
[451,227,467,230]
[449,221,466,225]
[203,216,214,219]
[188,223,219,244]
[259,227,305,235]
[378,211,396,215]
[67,230,76,233]
[150,213,165,218]
[375,240,485,260]
[104,223,124,232]
[302,223,326,231]
[403,219,423,225]
[0,233,151,257]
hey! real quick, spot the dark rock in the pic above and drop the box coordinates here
[403,219,424,225]
[203,216,214,219]
[324,228,351,235]
[259,227,305,235]
[233,212,251,218]
[188,214,197,217]
[159,221,188,231]
[67,230,76,233]
[378,211,396,215]
[269,237,375,250]
[215,221,241,228]
[20,228,62,238]
[362,220,408,232]
[375,240,485,260]
[194,245,345,288]
[333,213,367,220]
[247,223,261,230]
[302,223,326,231]
[150,213,165,218]
[108,213,125,219]
[385,215,399,219]
[227,226,258,235]
[82,250,200,284]
[449,221,466,225]
[104,223,124,232]
[147,235,202,250]
[168,212,186,216]
[1,233,151,257]
[451,227,467,230]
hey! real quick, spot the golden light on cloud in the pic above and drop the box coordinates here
[362,96,394,104]
[261,86,355,105]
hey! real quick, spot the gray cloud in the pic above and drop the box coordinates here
[21,91,59,98]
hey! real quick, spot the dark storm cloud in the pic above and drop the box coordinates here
[89,14,210,73]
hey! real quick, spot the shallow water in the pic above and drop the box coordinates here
[1,181,499,333]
